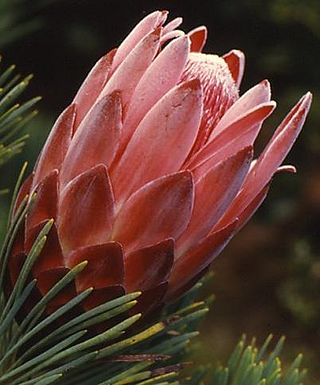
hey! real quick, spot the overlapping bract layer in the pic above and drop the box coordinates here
[9,10,311,313]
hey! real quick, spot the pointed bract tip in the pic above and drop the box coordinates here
[223,48,245,62]
[222,146,253,171]
[188,26,208,52]
[180,33,191,45]
[178,169,194,185]
[143,10,168,25]
[163,237,175,248]
[67,102,77,112]
[224,217,240,229]
[163,32,190,54]
[260,79,271,90]
[174,16,183,25]
[88,163,109,176]
[301,91,313,109]
[232,48,244,56]
[194,25,207,33]
[160,10,169,19]
[223,49,245,64]
[276,165,297,174]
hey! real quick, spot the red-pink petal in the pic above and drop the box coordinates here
[226,93,311,218]
[236,184,270,229]
[167,221,238,299]
[112,171,194,253]
[188,26,207,52]
[99,28,162,110]
[58,165,114,254]
[13,172,33,217]
[209,80,271,140]
[223,49,245,88]
[254,92,312,174]
[67,242,124,291]
[112,79,202,203]
[10,224,25,259]
[160,30,185,45]
[33,104,76,189]
[177,147,252,254]
[118,35,190,152]
[73,49,116,128]
[188,102,276,171]
[26,170,58,237]
[213,93,311,232]
[82,285,125,311]
[165,266,210,303]
[215,185,270,231]
[60,91,122,188]
[30,223,65,277]
[8,253,25,287]
[111,10,168,72]
[132,282,168,316]
[124,239,174,292]
[163,17,183,35]
[36,267,77,312]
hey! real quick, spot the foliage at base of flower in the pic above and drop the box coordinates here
[188,335,306,385]
[0,190,307,385]
[0,188,209,384]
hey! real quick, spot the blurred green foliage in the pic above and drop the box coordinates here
[0,0,60,48]
[210,335,306,385]
[0,0,319,383]
[278,239,320,327]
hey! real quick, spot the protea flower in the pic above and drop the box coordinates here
[8,10,311,314]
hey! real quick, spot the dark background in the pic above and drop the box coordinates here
[0,1,319,383]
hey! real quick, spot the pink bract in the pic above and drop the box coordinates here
[9,10,311,314]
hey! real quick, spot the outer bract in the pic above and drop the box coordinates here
[9,10,311,314]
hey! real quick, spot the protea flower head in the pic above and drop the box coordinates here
[8,10,311,314]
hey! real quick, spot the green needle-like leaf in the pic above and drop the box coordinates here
[208,336,306,385]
